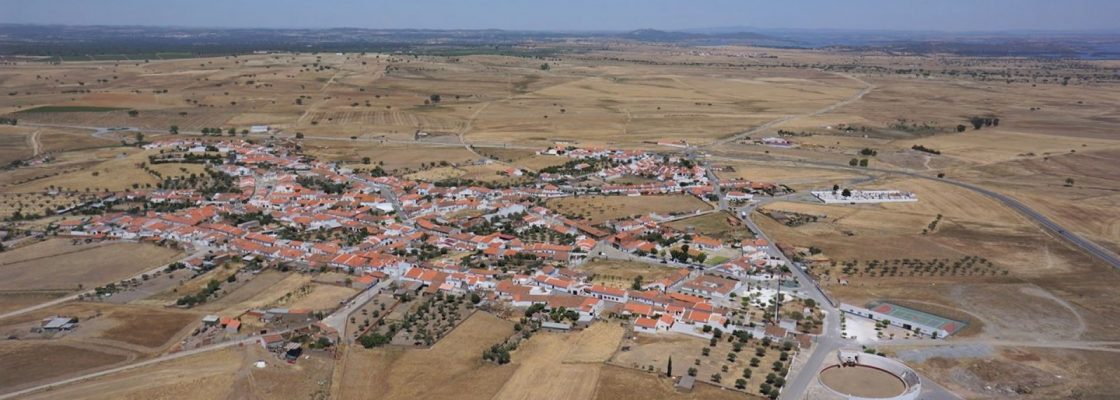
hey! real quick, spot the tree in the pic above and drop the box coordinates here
[128,110,139,117]
[832,184,839,192]
[429,94,441,103]
[735,378,747,389]
[667,356,673,377]
[841,188,852,197]
[134,132,144,144]
[849,158,859,166]
[710,373,721,383]
[1065,177,1075,187]
[859,158,868,167]
[540,63,550,70]
[956,124,967,132]
[362,157,371,165]
[295,132,304,139]
[169,125,179,134]
[687,367,697,377]
[470,293,481,304]
[227,127,236,136]
[969,116,985,130]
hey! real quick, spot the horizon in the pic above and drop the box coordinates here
[3,0,1119,32]
[3,22,1120,36]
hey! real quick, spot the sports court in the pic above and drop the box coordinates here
[868,302,965,336]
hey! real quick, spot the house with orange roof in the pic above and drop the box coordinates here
[586,284,628,303]
[531,274,582,295]
[680,275,741,300]
[691,235,723,251]
[622,301,655,317]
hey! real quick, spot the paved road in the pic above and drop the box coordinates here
[734,197,843,400]
[707,73,875,147]
[321,278,393,334]
[725,155,1120,271]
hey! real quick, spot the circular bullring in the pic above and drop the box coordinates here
[818,352,921,400]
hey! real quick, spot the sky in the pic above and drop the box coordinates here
[2,0,1118,32]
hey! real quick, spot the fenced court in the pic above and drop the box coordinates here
[868,302,965,336]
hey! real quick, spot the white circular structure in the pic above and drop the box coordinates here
[818,351,921,400]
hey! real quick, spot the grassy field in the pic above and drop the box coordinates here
[547,194,711,225]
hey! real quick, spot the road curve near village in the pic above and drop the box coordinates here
[712,154,1120,271]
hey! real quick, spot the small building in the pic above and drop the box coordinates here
[262,334,285,351]
[540,321,572,331]
[41,316,78,332]
[675,375,695,391]
[201,314,221,327]
[284,342,303,361]
[249,125,270,134]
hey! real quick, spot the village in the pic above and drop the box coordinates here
[33,137,848,395]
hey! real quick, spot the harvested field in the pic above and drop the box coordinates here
[17,347,244,400]
[0,291,68,314]
[334,311,516,400]
[0,239,182,292]
[283,283,357,312]
[201,271,309,315]
[562,322,626,363]
[493,324,624,400]
[96,306,199,348]
[547,194,711,225]
[304,141,481,172]
[0,341,130,394]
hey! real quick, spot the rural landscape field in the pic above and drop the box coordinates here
[1,2,1120,400]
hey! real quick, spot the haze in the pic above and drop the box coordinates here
[3,0,1119,32]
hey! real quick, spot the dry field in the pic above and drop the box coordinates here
[0,291,68,314]
[578,259,683,289]
[594,364,760,400]
[0,302,199,351]
[666,211,754,242]
[280,282,357,311]
[612,332,788,396]
[4,148,207,193]
[904,346,1120,399]
[0,340,131,394]
[334,311,517,400]
[716,161,869,191]
[198,270,310,315]
[0,239,182,292]
[17,347,245,400]
[491,323,625,400]
[547,194,711,225]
